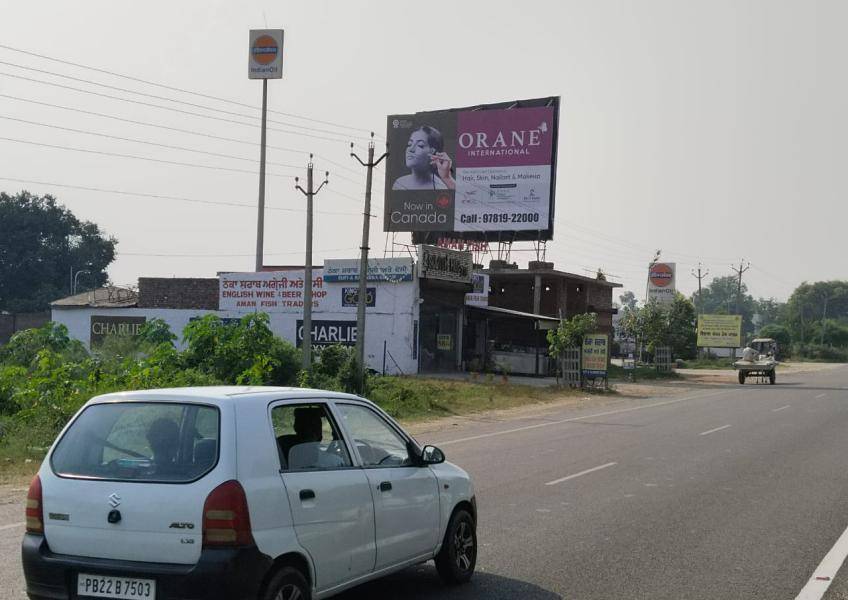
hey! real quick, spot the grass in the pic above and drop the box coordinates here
[368,375,594,422]
[677,358,736,370]
[608,364,681,381]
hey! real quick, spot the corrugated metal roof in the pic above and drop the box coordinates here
[51,287,138,308]
[468,305,559,321]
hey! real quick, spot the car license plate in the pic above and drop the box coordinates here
[77,573,156,599]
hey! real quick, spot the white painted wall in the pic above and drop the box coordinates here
[51,278,419,375]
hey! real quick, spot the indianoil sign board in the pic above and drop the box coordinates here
[647,262,676,305]
[248,29,284,79]
[384,97,560,242]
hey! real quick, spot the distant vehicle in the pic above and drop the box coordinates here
[733,338,779,384]
[22,387,477,599]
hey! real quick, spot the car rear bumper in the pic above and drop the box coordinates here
[22,533,272,600]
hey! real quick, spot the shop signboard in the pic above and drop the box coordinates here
[437,334,453,351]
[342,287,376,308]
[647,262,676,305]
[220,270,329,313]
[323,257,413,283]
[90,315,146,346]
[417,245,473,284]
[296,319,357,347]
[582,333,609,378]
[465,273,490,307]
[384,97,560,242]
[697,314,742,347]
[248,29,284,79]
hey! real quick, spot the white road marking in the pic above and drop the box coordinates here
[0,522,23,532]
[794,521,848,600]
[700,424,732,436]
[440,390,730,446]
[545,462,618,486]
[772,405,791,412]
[815,393,827,399]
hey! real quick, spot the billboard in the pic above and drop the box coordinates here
[647,262,676,305]
[248,29,284,79]
[417,245,473,284]
[697,315,742,348]
[582,333,609,378]
[323,257,413,282]
[90,315,146,346]
[384,97,560,242]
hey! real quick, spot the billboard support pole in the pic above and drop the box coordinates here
[255,79,268,272]
[351,133,388,390]
[295,157,329,369]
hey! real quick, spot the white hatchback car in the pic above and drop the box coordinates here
[22,387,477,600]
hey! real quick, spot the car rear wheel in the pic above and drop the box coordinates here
[738,371,746,384]
[435,508,477,585]
[263,566,310,600]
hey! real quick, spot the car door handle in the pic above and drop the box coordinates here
[299,489,316,501]
[379,481,392,492]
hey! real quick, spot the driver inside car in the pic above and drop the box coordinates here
[287,407,345,470]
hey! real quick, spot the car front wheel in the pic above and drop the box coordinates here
[435,508,477,584]
[263,566,310,600]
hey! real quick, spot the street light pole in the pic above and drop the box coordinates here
[72,269,90,295]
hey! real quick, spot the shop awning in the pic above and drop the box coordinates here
[468,305,560,328]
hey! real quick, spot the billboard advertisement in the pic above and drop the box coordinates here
[697,315,742,348]
[417,245,473,284]
[582,333,609,378]
[384,97,560,242]
[647,262,676,305]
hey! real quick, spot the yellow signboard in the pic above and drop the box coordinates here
[437,334,453,351]
[582,333,609,376]
[697,314,742,347]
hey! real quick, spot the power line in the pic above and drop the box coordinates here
[0,114,307,169]
[0,135,301,177]
[0,43,376,136]
[0,176,360,216]
[0,70,356,144]
[120,247,356,258]
[0,59,374,141]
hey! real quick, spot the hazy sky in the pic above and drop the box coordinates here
[0,0,844,302]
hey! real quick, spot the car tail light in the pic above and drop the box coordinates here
[202,480,254,547]
[25,475,44,534]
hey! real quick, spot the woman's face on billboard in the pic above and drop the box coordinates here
[405,129,434,171]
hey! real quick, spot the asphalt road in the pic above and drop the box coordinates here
[2,367,848,599]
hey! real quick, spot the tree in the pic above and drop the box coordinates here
[693,275,757,337]
[785,281,848,348]
[0,191,117,312]
[547,313,598,358]
[619,291,638,311]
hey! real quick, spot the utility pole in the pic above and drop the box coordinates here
[730,259,750,315]
[730,259,750,362]
[295,156,329,369]
[820,295,829,346]
[691,263,710,359]
[255,78,269,271]
[350,133,388,389]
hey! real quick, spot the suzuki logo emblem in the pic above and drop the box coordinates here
[108,493,121,508]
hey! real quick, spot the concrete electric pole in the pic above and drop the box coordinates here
[691,263,710,359]
[295,156,329,369]
[350,133,388,389]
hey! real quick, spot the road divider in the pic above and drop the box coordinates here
[545,462,618,486]
[699,424,732,436]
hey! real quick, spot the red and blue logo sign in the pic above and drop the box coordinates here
[252,35,279,65]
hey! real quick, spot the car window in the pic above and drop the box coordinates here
[336,403,412,467]
[51,402,219,482]
[271,403,352,471]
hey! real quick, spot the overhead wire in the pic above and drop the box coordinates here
[0,43,376,136]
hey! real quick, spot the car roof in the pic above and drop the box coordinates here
[88,386,368,407]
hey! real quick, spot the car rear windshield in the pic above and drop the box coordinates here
[51,402,220,483]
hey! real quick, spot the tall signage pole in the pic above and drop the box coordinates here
[248,29,284,271]
[351,133,388,387]
[295,157,329,369]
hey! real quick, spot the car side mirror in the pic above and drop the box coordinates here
[421,445,445,465]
